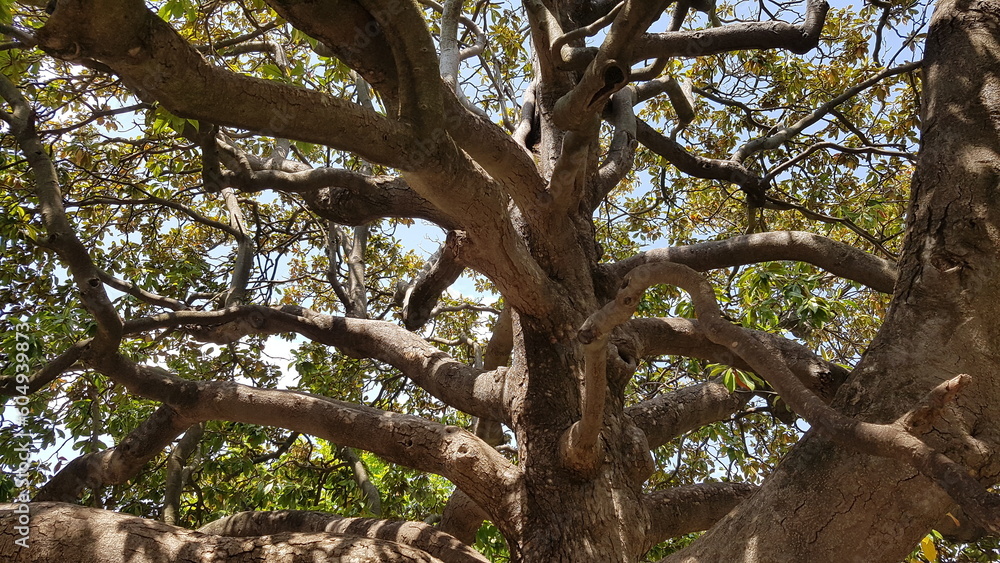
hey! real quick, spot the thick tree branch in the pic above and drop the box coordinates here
[550,0,671,130]
[265,0,547,209]
[629,317,850,398]
[439,308,513,540]
[1,503,458,562]
[34,406,195,502]
[397,233,467,330]
[124,305,509,424]
[163,423,204,526]
[86,353,521,522]
[626,317,850,447]
[217,140,457,228]
[612,261,1000,534]
[634,0,829,60]
[38,0,419,169]
[627,379,751,450]
[199,509,489,563]
[611,231,897,294]
[642,483,759,550]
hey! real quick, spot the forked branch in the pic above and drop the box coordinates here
[605,260,1000,533]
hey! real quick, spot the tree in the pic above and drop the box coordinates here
[1,0,999,560]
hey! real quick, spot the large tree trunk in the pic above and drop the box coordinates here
[665,0,1000,560]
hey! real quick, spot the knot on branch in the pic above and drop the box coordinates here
[903,373,971,434]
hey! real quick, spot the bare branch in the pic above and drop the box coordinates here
[611,231,897,294]
[732,61,921,162]
[397,233,468,330]
[642,483,759,549]
[2,502,461,562]
[635,118,760,187]
[766,141,916,181]
[88,354,521,521]
[634,0,829,61]
[550,1,624,65]
[199,509,489,563]
[124,305,509,424]
[97,269,188,311]
[35,406,195,502]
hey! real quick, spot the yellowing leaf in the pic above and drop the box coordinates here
[920,534,937,562]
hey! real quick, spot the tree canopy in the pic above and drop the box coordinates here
[2,0,1000,561]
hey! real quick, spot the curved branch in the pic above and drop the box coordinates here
[634,0,829,60]
[97,268,188,311]
[635,118,760,187]
[38,0,419,169]
[550,1,624,64]
[34,405,195,502]
[163,422,204,525]
[89,353,521,521]
[628,380,750,450]
[199,509,489,563]
[766,141,916,182]
[626,317,850,448]
[397,233,468,330]
[0,72,122,348]
[593,87,638,206]
[124,305,509,424]
[611,231,897,294]
[0,340,88,400]
[1,503,459,562]
[610,261,1000,534]
[550,0,672,130]
[629,317,850,398]
[225,166,457,229]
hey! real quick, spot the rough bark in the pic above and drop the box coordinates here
[663,0,1000,560]
[0,503,450,562]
